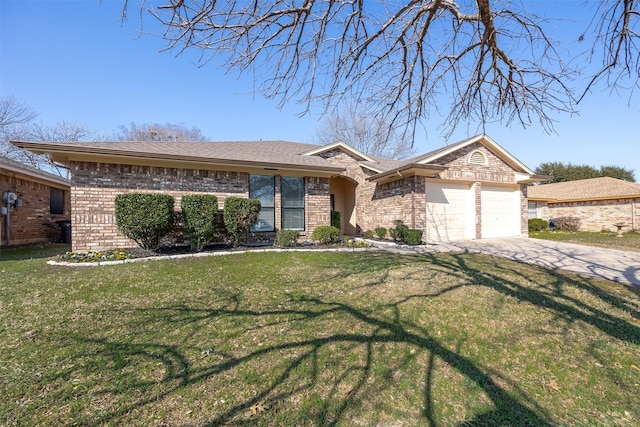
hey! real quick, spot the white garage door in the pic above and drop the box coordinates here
[425,182,475,242]
[481,185,521,238]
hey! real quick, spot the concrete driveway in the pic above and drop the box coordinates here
[387,237,640,286]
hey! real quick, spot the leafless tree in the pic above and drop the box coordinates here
[121,0,638,140]
[1,103,87,177]
[115,122,207,141]
[314,103,415,159]
[0,96,37,129]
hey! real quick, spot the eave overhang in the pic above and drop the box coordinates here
[517,174,551,184]
[0,160,70,188]
[10,141,345,177]
[366,163,447,184]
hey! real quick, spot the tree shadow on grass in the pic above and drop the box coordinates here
[54,251,640,426]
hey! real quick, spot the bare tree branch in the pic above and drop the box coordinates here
[119,1,638,140]
[580,0,640,102]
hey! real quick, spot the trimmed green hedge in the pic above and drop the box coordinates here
[404,229,423,245]
[331,210,341,232]
[528,218,549,232]
[274,229,299,248]
[223,197,261,247]
[312,225,341,245]
[115,193,174,251]
[181,194,219,251]
[374,227,387,239]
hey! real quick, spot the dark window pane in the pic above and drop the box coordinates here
[249,174,275,207]
[50,188,64,215]
[249,174,275,232]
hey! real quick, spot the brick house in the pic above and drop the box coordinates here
[527,177,640,232]
[0,158,71,247]
[12,134,541,251]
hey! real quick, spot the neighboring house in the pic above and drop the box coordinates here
[528,177,640,232]
[12,134,542,251]
[0,158,71,247]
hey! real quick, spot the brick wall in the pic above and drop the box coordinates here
[70,161,329,251]
[436,142,518,184]
[538,198,639,232]
[369,176,426,232]
[321,142,529,241]
[1,172,70,246]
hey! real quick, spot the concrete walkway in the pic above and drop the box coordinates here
[381,237,640,286]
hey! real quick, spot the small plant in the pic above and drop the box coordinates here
[331,210,341,231]
[528,218,549,232]
[374,227,387,239]
[181,194,219,251]
[223,197,261,247]
[311,225,341,245]
[363,230,375,239]
[115,193,174,251]
[274,229,299,248]
[550,216,581,231]
[389,220,409,243]
[404,229,423,245]
[346,238,372,248]
[58,248,134,263]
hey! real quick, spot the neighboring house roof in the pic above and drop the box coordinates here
[0,157,71,188]
[528,177,640,202]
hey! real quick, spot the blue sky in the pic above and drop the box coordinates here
[1,0,638,179]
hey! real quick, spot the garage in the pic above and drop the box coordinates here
[425,181,475,242]
[481,185,521,238]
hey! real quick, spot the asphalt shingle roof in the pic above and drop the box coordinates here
[527,177,640,201]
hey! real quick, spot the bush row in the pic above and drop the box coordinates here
[362,220,423,246]
[115,193,262,251]
[528,217,582,232]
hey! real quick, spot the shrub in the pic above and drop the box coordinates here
[389,220,409,242]
[550,216,581,231]
[274,229,299,248]
[115,193,174,251]
[404,229,423,245]
[223,197,261,247]
[312,225,341,245]
[181,194,219,251]
[363,230,375,239]
[331,210,341,231]
[528,218,549,232]
[374,227,387,239]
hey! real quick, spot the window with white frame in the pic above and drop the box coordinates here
[527,201,538,219]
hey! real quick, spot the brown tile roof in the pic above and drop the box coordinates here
[527,177,640,202]
[11,140,345,173]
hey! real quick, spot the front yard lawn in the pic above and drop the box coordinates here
[531,230,640,252]
[1,250,639,425]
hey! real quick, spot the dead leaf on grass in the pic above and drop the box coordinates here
[630,364,640,372]
[544,379,561,391]
[249,402,267,415]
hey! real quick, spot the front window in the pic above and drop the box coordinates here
[281,177,305,230]
[50,188,65,215]
[527,201,538,219]
[249,174,275,232]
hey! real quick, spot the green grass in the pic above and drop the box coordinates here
[1,247,639,426]
[531,230,640,252]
